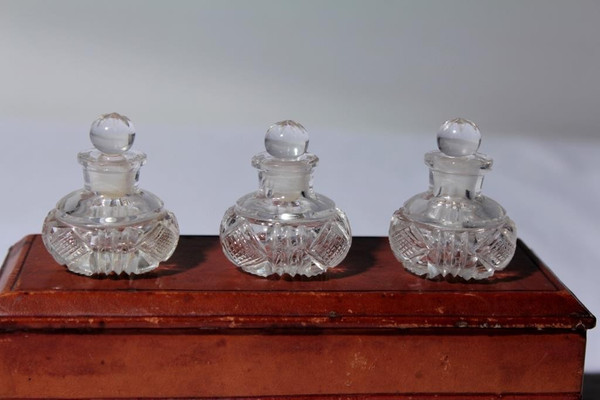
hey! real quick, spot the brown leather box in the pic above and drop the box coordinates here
[0,235,595,399]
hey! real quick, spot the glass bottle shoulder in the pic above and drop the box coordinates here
[233,190,339,222]
[52,187,166,227]
[401,190,509,229]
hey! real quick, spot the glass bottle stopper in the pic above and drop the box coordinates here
[261,120,312,200]
[437,117,481,157]
[264,120,309,159]
[89,112,135,154]
[83,113,144,196]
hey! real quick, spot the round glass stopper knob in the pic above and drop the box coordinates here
[437,118,481,157]
[265,120,309,159]
[90,112,136,154]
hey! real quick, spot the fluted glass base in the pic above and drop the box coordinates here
[389,209,517,280]
[220,207,351,277]
[42,211,179,276]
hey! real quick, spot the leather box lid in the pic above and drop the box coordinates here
[0,235,595,331]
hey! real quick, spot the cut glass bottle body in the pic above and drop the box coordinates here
[42,113,179,276]
[389,118,517,280]
[221,194,351,277]
[220,120,352,277]
[389,194,516,280]
[43,190,179,276]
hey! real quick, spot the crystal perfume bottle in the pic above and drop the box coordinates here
[42,113,180,276]
[389,118,517,280]
[220,120,352,277]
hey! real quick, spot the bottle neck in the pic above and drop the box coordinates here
[259,167,313,202]
[252,152,318,202]
[429,170,484,199]
[425,151,492,200]
[79,151,145,197]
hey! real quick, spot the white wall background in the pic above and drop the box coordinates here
[0,0,599,371]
